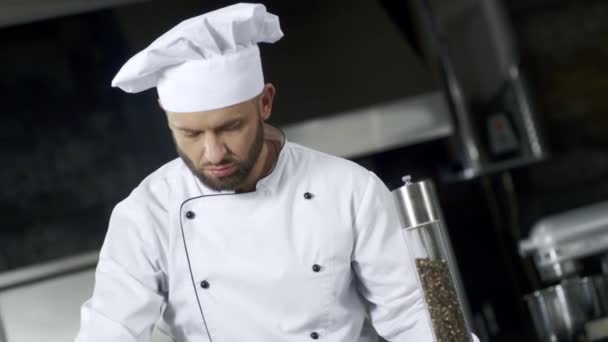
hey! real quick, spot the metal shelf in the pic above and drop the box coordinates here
[0,251,98,292]
[280,91,453,159]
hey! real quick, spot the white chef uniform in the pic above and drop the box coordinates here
[75,126,434,341]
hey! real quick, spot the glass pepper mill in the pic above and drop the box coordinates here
[392,176,474,342]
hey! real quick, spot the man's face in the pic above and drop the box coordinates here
[167,99,265,192]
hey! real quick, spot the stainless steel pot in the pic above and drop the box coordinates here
[524,275,608,342]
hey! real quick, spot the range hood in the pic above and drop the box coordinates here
[282,92,451,159]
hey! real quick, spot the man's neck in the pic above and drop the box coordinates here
[236,140,278,193]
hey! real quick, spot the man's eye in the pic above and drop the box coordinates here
[183,131,200,138]
[226,122,241,131]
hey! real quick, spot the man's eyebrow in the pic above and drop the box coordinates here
[172,126,201,133]
[216,118,241,130]
[171,118,242,132]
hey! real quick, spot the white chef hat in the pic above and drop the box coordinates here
[111,3,283,113]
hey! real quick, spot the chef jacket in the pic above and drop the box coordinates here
[75,126,434,342]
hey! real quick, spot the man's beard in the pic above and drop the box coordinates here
[177,119,264,192]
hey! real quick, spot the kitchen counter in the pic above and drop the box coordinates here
[0,252,172,342]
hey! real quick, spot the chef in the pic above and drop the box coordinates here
[76,3,456,342]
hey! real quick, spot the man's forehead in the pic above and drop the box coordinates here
[167,103,253,128]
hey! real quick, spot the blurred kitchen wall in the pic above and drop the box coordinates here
[0,10,134,271]
[0,1,204,272]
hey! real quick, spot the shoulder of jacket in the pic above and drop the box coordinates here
[287,142,371,182]
[119,158,184,211]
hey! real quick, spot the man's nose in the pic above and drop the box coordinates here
[203,135,227,165]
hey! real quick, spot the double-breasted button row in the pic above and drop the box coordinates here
[311,263,321,338]
[186,191,314,220]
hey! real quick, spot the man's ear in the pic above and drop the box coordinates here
[158,98,166,110]
[159,99,171,127]
[259,83,276,122]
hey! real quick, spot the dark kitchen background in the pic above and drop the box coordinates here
[1,0,607,341]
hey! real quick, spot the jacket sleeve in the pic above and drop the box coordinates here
[351,172,434,342]
[75,196,168,342]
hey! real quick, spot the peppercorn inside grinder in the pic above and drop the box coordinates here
[392,176,474,342]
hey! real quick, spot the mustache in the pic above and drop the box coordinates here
[200,157,239,169]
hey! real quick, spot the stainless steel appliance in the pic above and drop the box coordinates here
[524,276,608,342]
[519,201,608,341]
[519,201,608,283]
